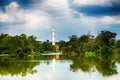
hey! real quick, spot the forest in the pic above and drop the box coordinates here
[0,30,120,76]
[0,30,120,59]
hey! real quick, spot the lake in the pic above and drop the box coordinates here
[0,55,120,80]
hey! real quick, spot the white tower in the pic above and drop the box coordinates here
[52,28,55,46]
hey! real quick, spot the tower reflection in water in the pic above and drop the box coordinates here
[52,58,56,76]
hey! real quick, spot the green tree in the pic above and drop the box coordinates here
[0,34,42,59]
[95,30,117,47]
[42,40,55,52]
[95,30,117,54]
[28,35,37,52]
[0,34,10,54]
[78,35,89,53]
[115,40,120,48]
[58,40,66,51]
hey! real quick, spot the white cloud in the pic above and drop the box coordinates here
[99,16,120,24]
[40,0,73,19]
[0,1,53,30]
[73,0,107,6]
[2,0,71,30]
[24,10,52,30]
[0,0,120,41]
[0,2,25,23]
[0,0,75,41]
[22,0,71,30]
[79,15,120,25]
[0,12,12,22]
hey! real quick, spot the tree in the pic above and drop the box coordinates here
[0,34,42,59]
[42,40,55,52]
[78,35,89,53]
[28,35,37,52]
[115,40,120,48]
[0,34,10,54]
[95,30,117,47]
[58,40,66,51]
[95,30,117,55]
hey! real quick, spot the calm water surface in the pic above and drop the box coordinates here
[0,58,120,80]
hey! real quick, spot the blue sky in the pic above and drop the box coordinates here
[0,0,120,41]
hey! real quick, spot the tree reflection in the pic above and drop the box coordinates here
[0,59,40,76]
[70,56,95,72]
[70,51,120,76]
[0,51,120,77]
[96,59,117,76]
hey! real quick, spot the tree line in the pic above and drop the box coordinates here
[0,34,55,59]
[58,30,120,57]
[0,30,120,58]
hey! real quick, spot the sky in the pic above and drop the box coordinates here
[0,0,120,41]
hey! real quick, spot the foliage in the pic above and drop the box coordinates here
[60,30,119,57]
[42,40,56,53]
[0,30,120,59]
[0,30,120,77]
[0,34,42,59]
[58,40,66,51]
[0,59,39,76]
[85,51,96,57]
[70,51,120,76]
[0,33,57,58]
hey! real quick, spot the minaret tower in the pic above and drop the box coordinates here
[52,28,55,46]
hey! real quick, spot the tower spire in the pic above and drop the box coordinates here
[52,28,55,46]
